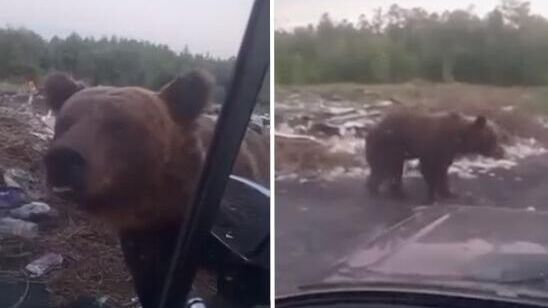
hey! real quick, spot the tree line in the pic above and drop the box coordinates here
[0,27,271,108]
[275,0,548,86]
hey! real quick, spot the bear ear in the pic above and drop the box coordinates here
[473,115,487,128]
[159,70,214,122]
[43,72,85,114]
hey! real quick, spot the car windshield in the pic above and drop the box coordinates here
[275,0,548,304]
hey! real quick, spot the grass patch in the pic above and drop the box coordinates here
[0,82,23,93]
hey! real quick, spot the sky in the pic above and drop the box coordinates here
[0,0,255,58]
[276,0,548,30]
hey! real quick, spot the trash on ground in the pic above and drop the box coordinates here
[0,186,29,209]
[0,217,38,238]
[25,253,64,277]
[9,201,55,221]
[4,168,35,189]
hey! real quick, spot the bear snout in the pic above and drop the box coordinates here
[44,146,87,200]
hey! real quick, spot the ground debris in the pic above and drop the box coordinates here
[276,87,548,183]
[25,252,63,277]
[0,217,38,238]
[9,201,56,221]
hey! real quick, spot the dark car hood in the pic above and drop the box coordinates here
[312,205,548,297]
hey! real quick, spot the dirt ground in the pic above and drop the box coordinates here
[274,82,548,294]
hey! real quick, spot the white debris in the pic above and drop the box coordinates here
[503,138,547,160]
[276,93,548,183]
[276,132,323,144]
[326,136,364,155]
[276,173,298,181]
[374,100,394,107]
[0,217,38,238]
[4,168,34,188]
[326,106,355,115]
[448,137,547,179]
[537,116,548,129]
[9,201,53,220]
[276,122,296,135]
[25,253,63,277]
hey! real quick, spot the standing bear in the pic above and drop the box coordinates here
[42,71,268,307]
[366,110,504,203]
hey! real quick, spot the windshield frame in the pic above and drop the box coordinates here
[157,0,270,306]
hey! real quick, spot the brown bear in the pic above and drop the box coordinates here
[42,71,268,307]
[366,110,503,204]
[42,72,87,115]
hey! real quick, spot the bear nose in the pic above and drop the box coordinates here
[44,147,87,196]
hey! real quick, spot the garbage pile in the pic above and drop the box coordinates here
[275,90,548,183]
[275,92,397,182]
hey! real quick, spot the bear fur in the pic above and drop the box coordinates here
[366,111,503,203]
[43,70,268,307]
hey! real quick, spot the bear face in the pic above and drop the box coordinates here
[44,71,214,231]
[458,115,504,159]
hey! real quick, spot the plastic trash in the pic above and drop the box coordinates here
[9,201,55,221]
[0,187,29,209]
[25,253,63,277]
[0,217,38,238]
[186,297,206,308]
[4,168,34,188]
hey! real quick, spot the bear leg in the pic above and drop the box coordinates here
[419,159,439,204]
[367,167,382,196]
[438,168,457,199]
[119,224,185,308]
[388,158,406,200]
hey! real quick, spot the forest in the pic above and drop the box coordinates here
[275,0,548,86]
[0,27,274,107]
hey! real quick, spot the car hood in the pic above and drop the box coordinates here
[311,205,548,297]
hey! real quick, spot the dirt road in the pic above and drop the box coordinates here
[275,152,548,294]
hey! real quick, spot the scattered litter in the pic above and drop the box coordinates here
[326,106,355,115]
[4,168,35,189]
[25,253,63,277]
[277,93,548,183]
[374,100,394,107]
[0,217,38,238]
[97,296,110,306]
[9,201,55,220]
[0,186,29,209]
[275,173,298,181]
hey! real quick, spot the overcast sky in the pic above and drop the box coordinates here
[0,0,255,58]
[276,0,548,30]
